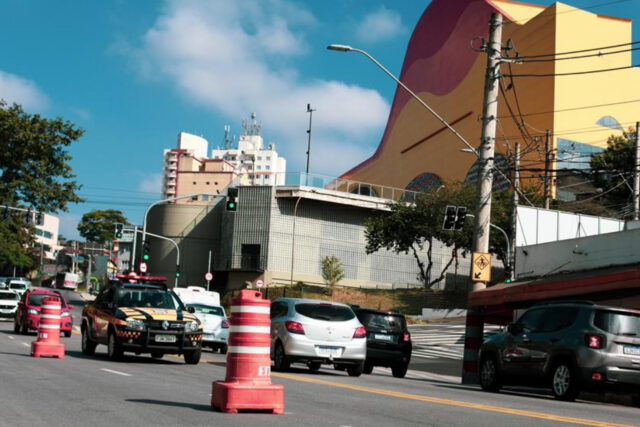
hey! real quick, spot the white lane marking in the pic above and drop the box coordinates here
[100,368,132,377]
[8,335,14,340]
[21,342,30,347]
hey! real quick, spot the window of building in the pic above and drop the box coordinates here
[257,156,262,160]
[266,165,271,170]
[257,165,261,170]
[265,175,270,180]
[44,231,52,239]
[266,156,271,161]
[202,195,209,202]
[191,195,198,201]
[249,174,254,179]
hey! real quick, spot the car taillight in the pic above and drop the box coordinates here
[403,332,411,342]
[585,334,604,349]
[353,326,367,339]
[285,321,305,335]
[221,320,230,329]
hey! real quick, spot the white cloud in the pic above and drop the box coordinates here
[355,7,405,44]
[138,173,163,194]
[0,70,49,111]
[58,213,82,241]
[130,0,389,177]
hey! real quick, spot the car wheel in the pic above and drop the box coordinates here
[273,342,290,372]
[308,362,321,372]
[479,355,501,392]
[184,348,201,365]
[551,361,579,401]
[220,345,228,355]
[107,331,123,361]
[151,352,163,359]
[20,320,28,335]
[391,362,409,379]
[347,362,364,377]
[64,330,72,338]
[81,325,97,356]
[13,320,20,334]
[363,361,374,375]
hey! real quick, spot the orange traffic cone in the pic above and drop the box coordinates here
[31,296,65,359]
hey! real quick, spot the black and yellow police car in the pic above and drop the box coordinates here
[81,274,203,364]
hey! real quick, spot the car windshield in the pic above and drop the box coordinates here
[594,310,640,336]
[28,293,67,308]
[0,292,19,300]
[10,283,27,290]
[188,304,224,316]
[115,289,181,310]
[356,311,406,331]
[294,303,355,322]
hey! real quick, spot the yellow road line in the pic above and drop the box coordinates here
[271,372,634,427]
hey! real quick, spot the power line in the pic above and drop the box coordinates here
[503,0,632,26]
[506,63,639,78]
[519,46,640,63]
[496,97,640,119]
[517,40,640,60]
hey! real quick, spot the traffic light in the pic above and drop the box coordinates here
[35,212,45,226]
[454,207,467,231]
[142,240,150,261]
[23,209,32,225]
[175,266,181,278]
[442,205,457,230]
[226,188,238,211]
[114,222,124,239]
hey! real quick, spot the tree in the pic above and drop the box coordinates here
[590,130,635,207]
[77,209,128,244]
[364,182,513,289]
[0,101,84,272]
[321,255,345,294]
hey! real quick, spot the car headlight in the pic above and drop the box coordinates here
[28,309,38,315]
[61,311,71,317]
[184,321,199,333]
[126,318,145,331]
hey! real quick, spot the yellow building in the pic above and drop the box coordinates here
[341,0,639,201]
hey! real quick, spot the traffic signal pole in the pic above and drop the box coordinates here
[133,228,180,287]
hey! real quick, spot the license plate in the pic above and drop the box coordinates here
[317,346,342,357]
[0,309,14,313]
[203,334,215,341]
[155,335,177,343]
[623,345,640,356]
[374,334,392,341]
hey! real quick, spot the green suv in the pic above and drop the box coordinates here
[479,301,640,402]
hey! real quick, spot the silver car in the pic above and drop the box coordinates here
[270,298,367,376]
[186,303,229,354]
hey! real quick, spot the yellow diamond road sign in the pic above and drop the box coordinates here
[472,252,491,282]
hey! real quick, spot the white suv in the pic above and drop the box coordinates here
[270,298,367,376]
[0,290,20,319]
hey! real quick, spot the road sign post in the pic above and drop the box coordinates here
[255,279,264,289]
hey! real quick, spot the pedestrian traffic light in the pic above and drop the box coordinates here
[442,205,457,230]
[226,187,238,211]
[142,240,150,261]
[114,222,124,239]
[454,207,467,231]
[35,212,45,226]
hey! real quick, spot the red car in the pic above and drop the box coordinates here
[13,289,74,337]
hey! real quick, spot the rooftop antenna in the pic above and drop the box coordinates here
[241,112,262,136]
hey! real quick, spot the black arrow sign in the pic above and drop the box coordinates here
[474,272,482,279]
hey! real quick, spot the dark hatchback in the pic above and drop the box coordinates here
[352,306,412,378]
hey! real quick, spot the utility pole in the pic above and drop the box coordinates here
[463,12,502,386]
[544,129,552,209]
[305,104,315,184]
[634,121,640,220]
[510,142,520,281]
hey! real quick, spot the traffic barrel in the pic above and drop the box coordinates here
[31,296,65,359]
[211,290,284,414]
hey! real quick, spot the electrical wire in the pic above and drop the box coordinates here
[496,98,640,119]
[503,0,632,26]
[519,46,640,63]
[506,63,639,78]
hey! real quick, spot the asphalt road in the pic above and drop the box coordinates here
[1,290,638,426]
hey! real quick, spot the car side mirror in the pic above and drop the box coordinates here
[187,306,195,314]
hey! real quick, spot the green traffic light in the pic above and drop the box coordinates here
[175,271,181,278]
[228,202,235,209]
[143,253,149,261]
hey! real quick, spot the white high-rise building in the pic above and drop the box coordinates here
[211,113,287,187]
[161,113,287,202]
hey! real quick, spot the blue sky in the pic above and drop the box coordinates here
[1,0,639,240]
